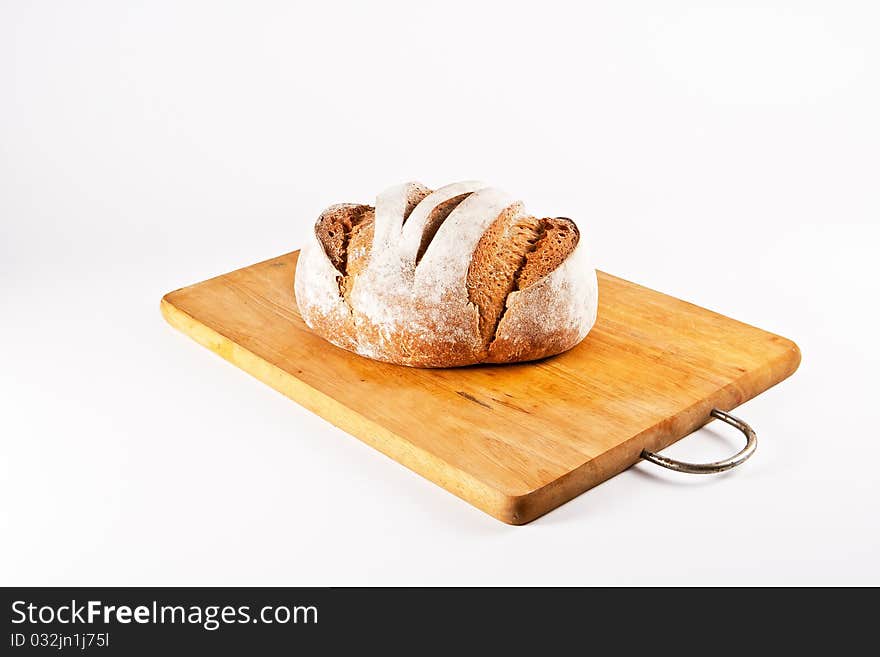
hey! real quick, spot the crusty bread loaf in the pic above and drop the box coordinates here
[294,181,598,367]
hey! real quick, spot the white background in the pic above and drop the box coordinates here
[2,1,878,585]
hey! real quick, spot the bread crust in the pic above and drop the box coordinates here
[294,182,598,367]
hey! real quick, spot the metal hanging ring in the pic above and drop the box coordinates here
[640,408,757,474]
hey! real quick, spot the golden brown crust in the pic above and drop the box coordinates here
[517,218,579,290]
[466,203,537,348]
[465,213,580,359]
[314,204,373,273]
[485,326,582,364]
[340,209,375,304]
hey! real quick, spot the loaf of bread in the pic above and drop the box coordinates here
[294,181,598,367]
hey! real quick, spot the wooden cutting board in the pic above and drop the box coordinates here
[161,251,800,524]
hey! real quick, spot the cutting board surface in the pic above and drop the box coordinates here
[161,251,799,524]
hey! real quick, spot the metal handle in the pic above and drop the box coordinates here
[640,408,757,474]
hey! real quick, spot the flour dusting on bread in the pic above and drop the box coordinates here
[295,181,598,367]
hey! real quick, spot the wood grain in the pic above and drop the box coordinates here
[161,251,800,524]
